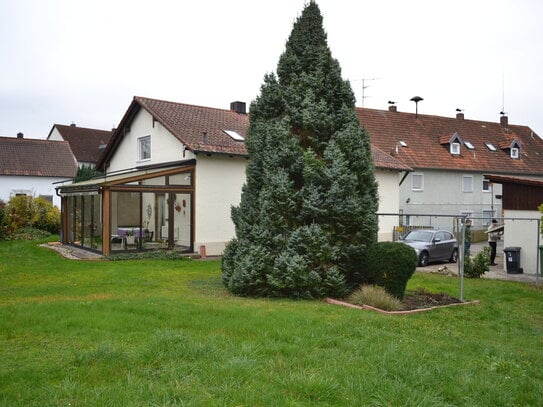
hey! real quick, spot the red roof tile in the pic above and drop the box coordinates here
[98,96,413,172]
[0,137,77,177]
[50,124,113,164]
[136,97,250,156]
[356,108,543,176]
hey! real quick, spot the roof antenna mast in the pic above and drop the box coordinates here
[360,77,381,107]
[501,71,506,114]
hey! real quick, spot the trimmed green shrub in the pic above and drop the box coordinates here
[10,227,51,241]
[348,285,403,311]
[464,247,490,278]
[0,199,6,239]
[4,196,60,236]
[365,241,418,299]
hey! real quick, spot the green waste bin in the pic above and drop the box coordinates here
[540,245,543,275]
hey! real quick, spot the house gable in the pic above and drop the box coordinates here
[105,108,191,173]
[47,124,113,166]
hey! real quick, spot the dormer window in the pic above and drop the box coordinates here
[440,131,463,155]
[450,142,461,155]
[498,139,521,159]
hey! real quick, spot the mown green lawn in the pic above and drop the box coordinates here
[1,237,542,406]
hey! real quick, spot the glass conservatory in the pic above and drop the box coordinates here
[57,161,195,255]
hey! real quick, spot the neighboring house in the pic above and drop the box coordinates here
[0,134,77,207]
[484,174,543,275]
[56,96,408,256]
[47,124,113,168]
[356,105,543,231]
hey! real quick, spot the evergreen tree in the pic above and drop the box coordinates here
[222,1,378,298]
[74,165,103,182]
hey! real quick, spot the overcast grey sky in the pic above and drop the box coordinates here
[1,0,542,139]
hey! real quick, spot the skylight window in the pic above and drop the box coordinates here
[399,140,407,147]
[485,142,497,151]
[464,141,475,150]
[223,129,244,141]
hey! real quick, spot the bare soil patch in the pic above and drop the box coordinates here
[401,289,462,310]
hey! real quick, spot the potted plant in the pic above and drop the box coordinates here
[125,229,135,246]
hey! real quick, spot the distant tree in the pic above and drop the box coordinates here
[222,1,378,298]
[74,165,102,182]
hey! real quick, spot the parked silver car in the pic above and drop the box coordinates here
[399,229,458,267]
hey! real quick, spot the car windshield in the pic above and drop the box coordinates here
[404,230,434,242]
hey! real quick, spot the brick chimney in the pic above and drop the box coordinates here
[456,112,464,120]
[388,105,397,112]
[230,101,246,114]
[500,115,508,127]
[16,132,23,138]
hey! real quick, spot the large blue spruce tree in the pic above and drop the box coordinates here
[222,1,378,298]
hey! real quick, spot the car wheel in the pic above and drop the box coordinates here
[449,249,458,263]
[419,251,429,267]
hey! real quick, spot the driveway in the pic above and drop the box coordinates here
[417,239,541,284]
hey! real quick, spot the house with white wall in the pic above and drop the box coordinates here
[56,96,409,256]
[0,134,77,207]
[484,174,543,275]
[356,106,543,232]
[47,124,113,168]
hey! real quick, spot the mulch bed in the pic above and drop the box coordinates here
[327,289,479,314]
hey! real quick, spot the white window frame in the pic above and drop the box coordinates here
[411,173,424,191]
[138,135,151,161]
[450,142,461,155]
[462,175,473,193]
[482,178,491,192]
[510,147,519,159]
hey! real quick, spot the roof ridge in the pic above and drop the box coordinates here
[134,96,245,115]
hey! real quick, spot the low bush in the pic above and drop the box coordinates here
[348,285,403,311]
[365,241,418,299]
[0,199,6,239]
[106,250,192,261]
[9,227,51,241]
[464,246,490,278]
[3,196,60,236]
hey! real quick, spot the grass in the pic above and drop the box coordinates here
[1,237,543,406]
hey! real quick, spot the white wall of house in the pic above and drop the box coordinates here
[106,109,194,173]
[0,175,64,207]
[194,154,247,256]
[400,170,502,231]
[376,170,400,241]
[47,128,63,141]
[503,209,542,275]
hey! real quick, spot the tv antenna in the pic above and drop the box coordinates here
[352,77,381,107]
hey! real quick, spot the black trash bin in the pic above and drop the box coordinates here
[503,247,523,274]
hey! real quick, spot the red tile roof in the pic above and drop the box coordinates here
[356,108,543,176]
[136,97,250,156]
[49,124,113,164]
[98,96,409,172]
[0,137,77,177]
